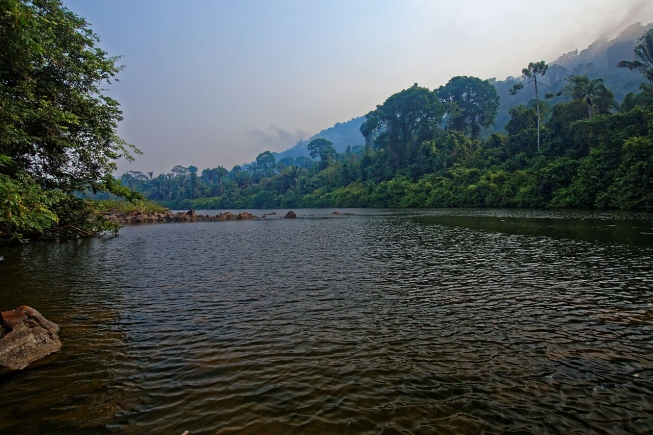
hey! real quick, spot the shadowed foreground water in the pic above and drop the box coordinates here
[1,209,653,434]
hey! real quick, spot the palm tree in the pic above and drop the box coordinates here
[564,75,616,119]
[618,28,653,96]
[281,166,301,193]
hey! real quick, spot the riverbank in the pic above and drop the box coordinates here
[100,209,258,224]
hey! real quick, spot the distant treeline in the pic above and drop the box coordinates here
[122,30,653,210]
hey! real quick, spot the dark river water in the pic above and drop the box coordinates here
[1,208,653,434]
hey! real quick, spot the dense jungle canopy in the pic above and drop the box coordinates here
[122,31,653,212]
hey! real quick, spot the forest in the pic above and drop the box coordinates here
[1,0,652,243]
[121,27,653,211]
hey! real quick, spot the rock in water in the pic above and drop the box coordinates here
[284,211,297,218]
[0,306,61,371]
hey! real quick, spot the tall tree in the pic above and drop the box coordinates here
[307,138,336,166]
[564,75,616,119]
[0,0,139,192]
[510,61,551,151]
[0,0,139,240]
[617,28,653,96]
[360,84,444,170]
[255,151,276,177]
[436,76,500,139]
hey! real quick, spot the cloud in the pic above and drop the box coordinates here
[245,126,310,153]
[596,0,653,39]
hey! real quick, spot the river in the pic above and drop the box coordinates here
[1,208,652,434]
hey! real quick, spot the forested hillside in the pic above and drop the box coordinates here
[272,117,366,162]
[271,23,652,158]
[122,25,653,211]
[487,22,652,135]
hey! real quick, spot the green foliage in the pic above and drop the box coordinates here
[617,28,653,91]
[361,84,445,170]
[0,0,138,243]
[0,161,64,241]
[606,136,653,208]
[563,75,616,118]
[94,199,168,214]
[307,138,336,165]
[510,61,553,151]
[120,64,653,212]
[0,0,139,192]
[45,196,121,240]
[437,76,500,139]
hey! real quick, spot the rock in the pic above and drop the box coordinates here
[284,211,297,218]
[332,212,341,215]
[215,212,258,221]
[236,212,257,220]
[0,306,61,371]
[99,209,259,224]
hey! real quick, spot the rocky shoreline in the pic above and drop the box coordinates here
[99,209,351,225]
[100,209,260,224]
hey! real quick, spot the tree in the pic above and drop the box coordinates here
[280,165,302,192]
[307,138,336,165]
[617,28,653,96]
[213,166,228,195]
[504,105,539,156]
[0,0,139,192]
[360,84,445,170]
[121,170,148,189]
[255,151,276,177]
[607,136,653,208]
[0,156,63,241]
[436,76,500,139]
[0,0,139,240]
[563,75,615,119]
[510,61,552,151]
[234,171,251,189]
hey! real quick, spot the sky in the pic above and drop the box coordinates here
[62,0,653,175]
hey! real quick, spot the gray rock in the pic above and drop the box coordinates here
[0,306,61,371]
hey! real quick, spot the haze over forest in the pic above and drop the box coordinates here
[62,0,653,175]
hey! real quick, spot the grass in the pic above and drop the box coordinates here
[93,199,169,214]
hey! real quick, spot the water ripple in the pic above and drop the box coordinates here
[1,209,653,434]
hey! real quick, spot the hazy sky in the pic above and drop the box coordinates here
[63,0,653,175]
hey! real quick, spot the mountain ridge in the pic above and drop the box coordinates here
[267,21,651,162]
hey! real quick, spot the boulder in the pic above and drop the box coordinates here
[236,212,257,220]
[0,306,61,371]
[284,211,297,218]
[215,212,258,221]
[216,212,235,221]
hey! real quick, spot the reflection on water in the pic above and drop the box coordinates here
[1,209,652,434]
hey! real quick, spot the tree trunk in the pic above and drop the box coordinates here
[534,75,541,152]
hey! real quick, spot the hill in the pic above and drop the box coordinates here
[488,21,652,134]
[272,116,366,162]
[269,21,652,156]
